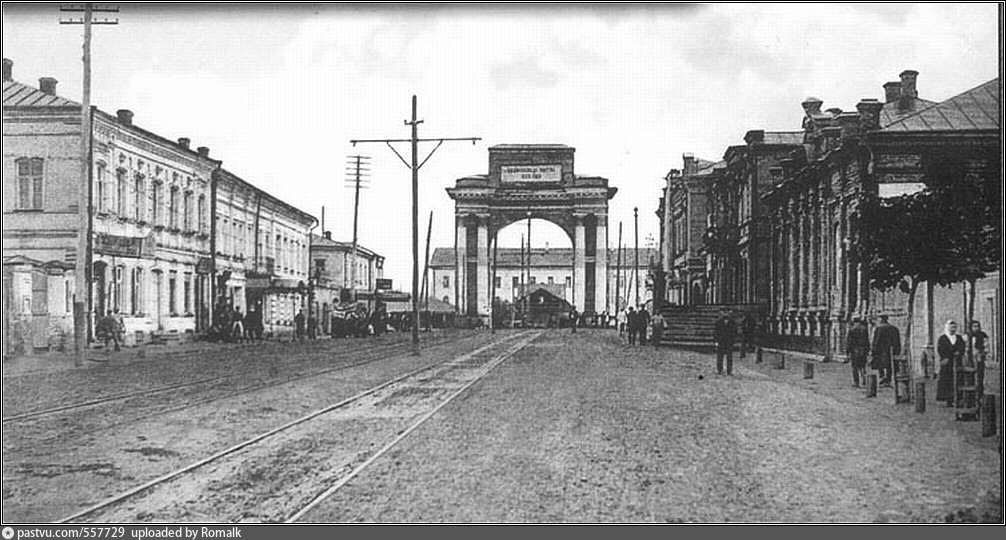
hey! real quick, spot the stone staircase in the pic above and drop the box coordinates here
[658,304,768,347]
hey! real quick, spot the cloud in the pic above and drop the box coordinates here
[489,54,562,90]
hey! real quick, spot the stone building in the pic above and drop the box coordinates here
[659,154,722,306]
[427,246,656,315]
[309,231,384,326]
[762,70,1000,363]
[214,168,316,337]
[3,59,219,351]
[707,130,803,305]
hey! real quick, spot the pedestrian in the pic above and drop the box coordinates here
[618,308,628,338]
[650,311,664,347]
[969,321,989,401]
[638,306,650,345]
[112,308,125,350]
[713,308,737,375]
[97,310,120,352]
[626,306,638,345]
[231,307,245,343]
[936,320,966,406]
[569,305,579,334]
[294,309,306,341]
[870,314,901,387]
[846,318,870,388]
[248,305,264,340]
[307,312,318,340]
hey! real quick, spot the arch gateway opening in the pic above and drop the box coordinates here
[446,144,617,317]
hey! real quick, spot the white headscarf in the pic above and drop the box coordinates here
[943,320,961,344]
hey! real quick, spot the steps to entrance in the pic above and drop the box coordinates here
[658,304,767,346]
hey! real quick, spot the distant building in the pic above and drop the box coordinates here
[214,168,316,335]
[309,231,384,329]
[427,246,656,315]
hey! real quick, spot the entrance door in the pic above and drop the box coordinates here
[92,262,107,317]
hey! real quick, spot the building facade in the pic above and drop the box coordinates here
[214,169,316,336]
[660,154,722,306]
[762,70,1000,363]
[3,59,220,351]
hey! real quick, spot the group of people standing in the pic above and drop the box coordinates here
[211,301,264,343]
[846,315,989,406]
[618,306,653,345]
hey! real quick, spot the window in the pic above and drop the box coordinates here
[152,182,162,226]
[96,164,107,212]
[16,157,44,210]
[530,276,536,285]
[548,276,554,285]
[512,276,519,290]
[169,188,179,229]
[183,191,193,231]
[117,170,128,215]
[198,195,207,234]
[443,275,450,289]
[495,276,501,289]
[131,268,143,315]
[32,271,48,315]
[134,176,145,221]
[183,273,192,314]
[315,259,327,274]
[565,276,571,288]
[112,265,124,312]
[168,271,177,314]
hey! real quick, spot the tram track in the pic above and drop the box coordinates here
[4,332,466,424]
[59,330,540,523]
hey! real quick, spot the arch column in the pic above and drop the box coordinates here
[476,218,489,316]
[455,215,466,314]
[573,215,586,310]
[594,215,607,314]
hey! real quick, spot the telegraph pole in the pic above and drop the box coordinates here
[61,3,118,367]
[615,222,623,315]
[634,207,640,308]
[526,210,532,315]
[351,96,479,355]
[345,155,370,304]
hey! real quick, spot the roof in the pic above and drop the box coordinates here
[429,247,659,268]
[879,78,999,133]
[218,168,317,227]
[696,159,726,175]
[2,80,77,108]
[878,96,938,128]
[490,144,572,150]
[311,234,383,260]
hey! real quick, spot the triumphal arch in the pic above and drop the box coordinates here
[446,144,617,316]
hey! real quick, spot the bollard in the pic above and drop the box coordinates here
[755,346,763,364]
[803,361,814,379]
[774,352,786,370]
[866,374,877,397]
[982,395,997,437]
[915,381,926,413]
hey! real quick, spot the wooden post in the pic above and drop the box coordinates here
[982,395,997,437]
[866,374,877,398]
[803,361,814,379]
[915,381,926,413]
[755,346,763,364]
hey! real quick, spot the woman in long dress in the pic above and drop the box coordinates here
[936,320,966,405]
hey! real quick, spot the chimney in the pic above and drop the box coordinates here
[856,99,884,131]
[2,58,12,81]
[801,97,823,115]
[682,153,696,175]
[898,69,919,111]
[116,109,133,126]
[38,77,58,96]
[883,81,901,103]
[177,137,191,149]
[196,146,210,158]
[324,231,332,240]
[744,130,765,145]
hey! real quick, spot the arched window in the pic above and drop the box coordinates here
[16,157,44,210]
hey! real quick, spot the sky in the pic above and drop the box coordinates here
[2,3,1000,288]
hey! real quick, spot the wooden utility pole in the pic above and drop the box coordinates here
[345,155,370,303]
[615,222,623,315]
[351,96,479,355]
[634,207,640,308]
[526,211,532,316]
[61,3,117,367]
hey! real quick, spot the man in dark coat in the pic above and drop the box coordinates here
[638,307,650,345]
[871,314,901,387]
[713,309,737,375]
[569,306,579,334]
[294,309,306,341]
[626,307,638,345]
[846,318,870,387]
